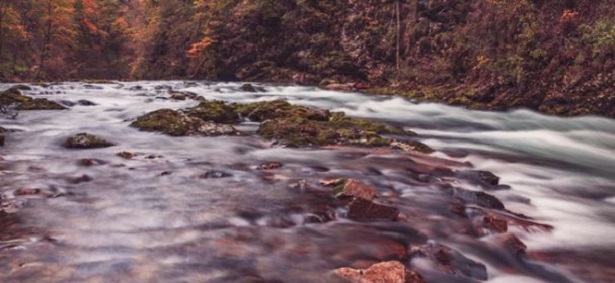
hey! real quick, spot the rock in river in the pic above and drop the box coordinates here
[334,261,425,283]
[0,88,66,110]
[131,109,239,136]
[64,133,115,149]
[347,198,400,221]
[333,179,379,201]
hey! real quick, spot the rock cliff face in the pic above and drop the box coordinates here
[179,0,614,117]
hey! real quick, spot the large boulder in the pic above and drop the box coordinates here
[0,88,66,110]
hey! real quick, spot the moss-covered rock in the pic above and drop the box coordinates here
[244,100,420,148]
[0,89,66,110]
[64,133,115,149]
[391,141,434,154]
[131,109,196,136]
[131,100,431,152]
[131,109,238,136]
[232,99,330,122]
[184,100,240,124]
[257,116,396,147]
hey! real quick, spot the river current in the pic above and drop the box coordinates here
[0,81,613,282]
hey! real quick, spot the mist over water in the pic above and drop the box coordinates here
[1,81,613,283]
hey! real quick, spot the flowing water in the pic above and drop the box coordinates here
[0,81,613,283]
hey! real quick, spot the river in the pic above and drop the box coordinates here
[0,81,613,282]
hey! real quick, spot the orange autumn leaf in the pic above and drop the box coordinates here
[187,36,214,58]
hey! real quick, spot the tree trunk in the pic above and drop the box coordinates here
[396,0,401,71]
[38,0,53,79]
[0,0,8,58]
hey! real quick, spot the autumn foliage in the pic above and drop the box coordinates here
[0,0,613,116]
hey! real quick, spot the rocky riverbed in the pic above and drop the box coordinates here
[0,81,614,283]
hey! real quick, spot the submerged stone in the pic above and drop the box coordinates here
[410,243,488,281]
[117,151,135,159]
[169,90,199,100]
[239,83,265,92]
[257,162,283,170]
[347,198,399,221]
[454,188,505,210]
[64,133,115,149]
[201,170,233,179]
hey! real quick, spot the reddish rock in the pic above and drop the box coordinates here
[334,261,425,283]
[482,215,508,233]
[348,198,399,221]
[336,179,379,201]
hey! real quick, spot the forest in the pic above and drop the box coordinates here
[0,0,613,116]
[1,1,615,283]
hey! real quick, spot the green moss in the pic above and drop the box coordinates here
[130,109,194,136]
[131,108,239,136]
[329,112,407,135]
[256,114,400,148]
[232,99,330,122]
[184,100,240,124]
